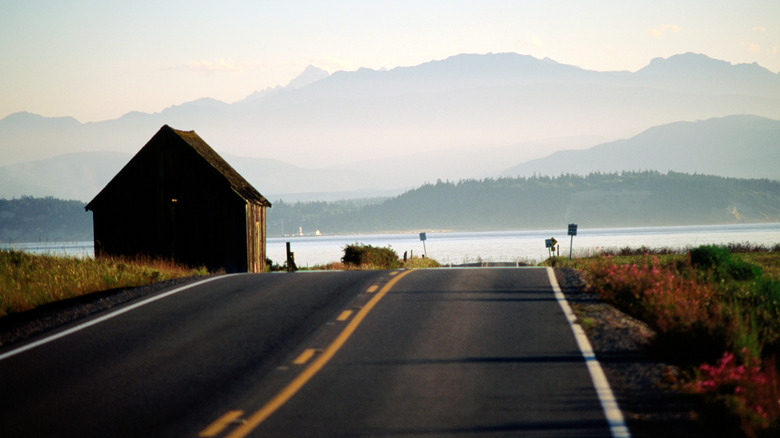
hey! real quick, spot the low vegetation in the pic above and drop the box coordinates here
[270,243,441,271]
[574,244,780,437]
[0,250,209,317]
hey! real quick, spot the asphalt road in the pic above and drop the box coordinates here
[0,268,620,437]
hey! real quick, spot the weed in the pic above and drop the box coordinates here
[0,250,210,317]
[580,245,780,435]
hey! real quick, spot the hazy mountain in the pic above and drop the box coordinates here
[500,115,780,180]
[2,52,778,170]
[285,65,330,89]
[0,150,383,203]
[1,52,779,203]
[0,151,130,201]
[1,114,776,203]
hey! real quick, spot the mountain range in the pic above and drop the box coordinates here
[1,52,779,202]
[501,115,780,180]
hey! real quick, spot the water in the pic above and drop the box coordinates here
[269,223,780,267]
[3,223,779,266]
[0,241,94,258]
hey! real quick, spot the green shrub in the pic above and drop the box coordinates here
[342,243,400,269]
[691,245,761,281]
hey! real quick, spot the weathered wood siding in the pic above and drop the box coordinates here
[245,202,267,273]
[88,127,269,273]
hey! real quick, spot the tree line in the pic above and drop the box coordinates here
[267,172,780,235]
[3,172,779,242]
[0,196,91,242]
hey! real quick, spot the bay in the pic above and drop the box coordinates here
[269,223,780,267]
[3,223,779,267]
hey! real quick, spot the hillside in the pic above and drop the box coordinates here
[268,172,780,234]
[2,172,779,242]
[0,197,91,242]
[500,115,780,180]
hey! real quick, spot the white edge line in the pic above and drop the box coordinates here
[546,267,631,438]
[0,275,232,362]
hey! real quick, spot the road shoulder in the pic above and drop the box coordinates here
[554,268,706,438]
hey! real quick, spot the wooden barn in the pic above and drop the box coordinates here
[85,125,271,273]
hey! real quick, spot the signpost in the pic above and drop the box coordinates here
[568,223,578,260]
[545,237,558,258]
[419,232,428,258]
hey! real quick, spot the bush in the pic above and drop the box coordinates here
[341,243,400,269]
[580,246,780,435]
[691,245,761,281]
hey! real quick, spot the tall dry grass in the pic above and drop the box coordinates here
[0,250,208,317]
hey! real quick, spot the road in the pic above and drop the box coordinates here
[0,268,626,437]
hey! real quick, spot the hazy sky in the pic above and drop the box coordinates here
[2,0,778,123]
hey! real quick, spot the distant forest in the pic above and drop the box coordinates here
[2,172,780,243]
[268,172,780,235]
[0,197,91,242]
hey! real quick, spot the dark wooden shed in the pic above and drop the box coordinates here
[85,125,271,273]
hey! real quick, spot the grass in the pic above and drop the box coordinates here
[0,250,210,318]
[573,245,780,437]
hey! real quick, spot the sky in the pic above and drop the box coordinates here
[2,0,779,123]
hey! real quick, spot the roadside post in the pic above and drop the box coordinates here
[419,232,428,258]
[568,223,578,260]
[286,241,297,272]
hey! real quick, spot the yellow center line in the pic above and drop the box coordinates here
[225,269,413,438]
[366,285,379,293]
[292,348,318,365]
[198,410,244,437]
[336,309,353,321]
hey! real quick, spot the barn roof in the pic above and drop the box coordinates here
[167,126,271,206]
[86,125,271,210]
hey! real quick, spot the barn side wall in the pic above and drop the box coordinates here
[89,132,254,273]
[245,203,267,273]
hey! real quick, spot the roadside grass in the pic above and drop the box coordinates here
[573,245,780,437]
[0,250,209,318]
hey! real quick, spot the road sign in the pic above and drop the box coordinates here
[567,224,577,260]
[419,232,428,258]
[545,239,552,248]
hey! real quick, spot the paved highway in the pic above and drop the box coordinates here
[0,268,627,437]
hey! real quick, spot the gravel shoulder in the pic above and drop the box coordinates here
[554,267,715,438]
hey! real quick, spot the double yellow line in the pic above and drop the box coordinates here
[200,269,413,438]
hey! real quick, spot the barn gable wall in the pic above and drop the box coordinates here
[88,126,268,273]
